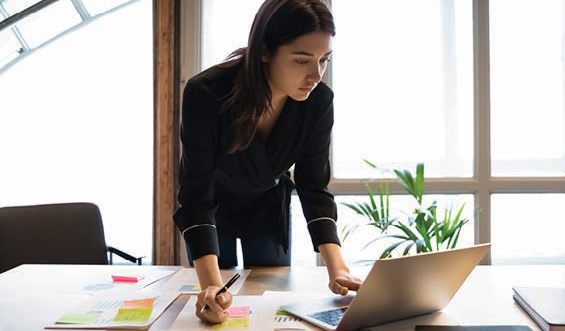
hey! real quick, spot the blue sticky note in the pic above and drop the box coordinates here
[179,284,200,292]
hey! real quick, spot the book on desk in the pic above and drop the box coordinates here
[512,287,565,331]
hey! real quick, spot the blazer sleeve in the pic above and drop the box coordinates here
[294,100,341,252]
[173,82,220,260]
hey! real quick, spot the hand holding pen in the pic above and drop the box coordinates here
[200,273,241,313]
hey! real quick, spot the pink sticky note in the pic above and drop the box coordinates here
[226,306,250,318]
[111,275,145,283]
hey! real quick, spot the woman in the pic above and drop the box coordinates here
[173,0,362,324]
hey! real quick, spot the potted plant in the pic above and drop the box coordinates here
[341,161,470,259]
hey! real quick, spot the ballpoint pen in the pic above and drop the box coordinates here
[200,273,241,313]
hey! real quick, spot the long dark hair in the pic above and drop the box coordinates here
[221,0,335,153]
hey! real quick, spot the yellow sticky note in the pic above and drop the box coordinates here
[194,283,201,290]
[211,316,249,330]
[113,308,152,323]
[120,298,155,309]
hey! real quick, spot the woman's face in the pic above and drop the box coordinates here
[263,31,333,102]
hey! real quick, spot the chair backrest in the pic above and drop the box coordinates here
[0,202,109,273]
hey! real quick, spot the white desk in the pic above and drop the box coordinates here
[1,264,563,330]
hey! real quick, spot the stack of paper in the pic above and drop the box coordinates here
[161,268,251,294]
[46,290,178,330]
[82,268,175,292]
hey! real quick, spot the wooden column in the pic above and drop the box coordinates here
[153,0,180,265]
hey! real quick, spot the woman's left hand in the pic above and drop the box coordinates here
[328,269,362,296]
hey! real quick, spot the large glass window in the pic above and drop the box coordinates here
[4,0,81,48]
[0,0,153,263]
[491,194,565,264]
[201,0,264,70]
[490,0,565,177]
[0,29,20,67]
[332,0,474,179]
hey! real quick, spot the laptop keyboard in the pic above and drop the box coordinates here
[308,307,347,326]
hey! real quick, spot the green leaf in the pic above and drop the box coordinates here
[378,182,385,224]
[415,239,426,253]
[433,212,440,250]
[453,203,466,226]
[394,223,419,242]
[415,163,425,204]
[450,224,463,249]
[417,222,433,251]
[369,209,382,224]
[449,219,469,248]
[402,242,415,256]
[363,158,377,169]
[357,202,372,219]
[414,212,426,229]
[366,183,377,211]
[362,237,381,250]
[385,183,390,221]
[341,202,364,216]
[362,234,407,250]
[394,169,414,196]
[380,240,406,259]
[341,223,359,243]
[442,209,450,236]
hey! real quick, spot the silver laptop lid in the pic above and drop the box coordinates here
[337,243,491,331]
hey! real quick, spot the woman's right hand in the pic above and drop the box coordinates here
[195,285,233,324]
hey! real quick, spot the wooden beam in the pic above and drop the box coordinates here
[153,0,180,265]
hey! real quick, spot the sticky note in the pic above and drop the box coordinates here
[113,308,152,323]
[112,275,145,282]
[55,313,100,324]
[226,306,250,318]
[211,316,249,330]
[179,284,200,292]
[275,308,293,316]
[119,298,155,309]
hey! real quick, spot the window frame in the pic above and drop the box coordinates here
[181,0,565,266]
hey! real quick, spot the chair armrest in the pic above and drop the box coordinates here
[107,246,144,265]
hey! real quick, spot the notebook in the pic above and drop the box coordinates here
[513,287,565,331]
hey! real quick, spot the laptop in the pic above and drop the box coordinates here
[281,243,491,331]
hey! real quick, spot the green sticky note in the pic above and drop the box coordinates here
[113,308,152,323]
[55,313,100,324]
[276,308,293,316]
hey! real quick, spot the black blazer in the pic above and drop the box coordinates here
[173,62,340,260]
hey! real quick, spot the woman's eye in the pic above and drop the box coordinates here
[295,59,309,65]
[321,58,331,63]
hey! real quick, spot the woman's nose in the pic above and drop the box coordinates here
[307,63,323,83]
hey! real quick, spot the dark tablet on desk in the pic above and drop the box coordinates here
[415,326,533,331]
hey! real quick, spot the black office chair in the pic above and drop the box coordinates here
[0,202,143,274]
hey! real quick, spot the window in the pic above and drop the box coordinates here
[490,0,565,177]
[200,0,264,70]
[190,0,565,266]
[332,0,474,179]
[491,194,565,264]
[0,0,153,263]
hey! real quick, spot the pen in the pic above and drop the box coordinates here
[200,273,241,313]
